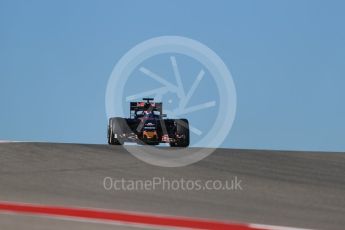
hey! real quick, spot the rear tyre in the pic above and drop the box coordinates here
[170,119,190,147]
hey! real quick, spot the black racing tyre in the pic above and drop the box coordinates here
[108,117,125,145]
[169,142,177,147]
[107,125,112,144]
[170,119,190,147]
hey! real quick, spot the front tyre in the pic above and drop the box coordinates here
[108,117,124,145]
[170,119,190,147]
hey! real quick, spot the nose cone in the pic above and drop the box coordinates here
[144,119,157,130]
[143,130,157,139]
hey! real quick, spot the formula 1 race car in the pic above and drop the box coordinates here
[107,98,190,147]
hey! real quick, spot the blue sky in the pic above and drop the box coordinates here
[1,0,344,151]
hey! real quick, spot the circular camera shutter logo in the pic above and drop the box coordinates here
[105,36,236,167]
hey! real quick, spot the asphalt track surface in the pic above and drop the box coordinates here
[0,143,344,229]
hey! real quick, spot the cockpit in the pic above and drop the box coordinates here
[135,110,161,119]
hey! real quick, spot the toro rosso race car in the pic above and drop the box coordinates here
[107,98,190,147]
